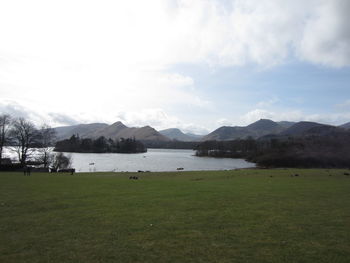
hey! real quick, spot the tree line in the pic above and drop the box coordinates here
[196,132,350,168]
[54,135,147,153]
[142,140,198,149]
[0,114,70,170]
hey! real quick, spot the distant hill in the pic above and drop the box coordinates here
[186,132,204,140]
[201,119,342,141]
[159,128,203,141]
[305,125,340,136]
[277,121,296,129]
[202,126,247,141]
[280,121,335,136]
[87,121,128,139]
[54,119,346,143]
[197,127,350,168]
[340,122,350,129]
[118,126,170,142]
[54,123,109,140]
[202,119,285,141]
[54,121,170,142]
[246,119,285,137]
[258,121,342,140]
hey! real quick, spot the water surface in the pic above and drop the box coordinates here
[3,147,255,172]
[67,148,255,172]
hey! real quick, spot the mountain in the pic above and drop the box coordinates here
[340,122,350,129]
[185,132,204,140]
[54,123,109,140]
[202,126,247,141]
[87,121,127,139]
[280,121,334,136]
[202,119,285,141]
[277,121,296,129]
[115,126,170,141]
[159,128,203,141]
[305,125,340,136]
[54,121,170,142]
[246,119,285,137]
[54,119,344,143]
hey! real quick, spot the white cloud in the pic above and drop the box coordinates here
[216,118,234,126]
[0,54,210,115]
[298,0,350,67]
[0,1,348,86]
[256,97,279,108]
[116,108,209,134]
[1,0,348,68]
[336,99,350,108]
[0,99,92,127]
[0,0,349,132]
[0,99,208,133]
[115,109,177,128]
[0,99,47,125]
[240,109,276,125]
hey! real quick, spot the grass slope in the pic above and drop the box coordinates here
[1,169,350,263]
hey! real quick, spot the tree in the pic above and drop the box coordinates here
[0,114,11,165]
[80,138,93,152]
[9,118,39,165]
[93,136,108,152]
[37,124,57,168]
[52,152,72,170]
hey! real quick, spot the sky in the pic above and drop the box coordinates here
[0,0,350,134]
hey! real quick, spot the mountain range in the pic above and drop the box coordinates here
[54,119,350,142]
[158,128,202,141]
[55,123,109,140]
[202,119,290,141]
[203,119,349,141]
[340,121,350,129]
[55,121,169,142]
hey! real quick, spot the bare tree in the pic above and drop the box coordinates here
[0,114,11,165]
[52,152,72,170]
[9,118,39,165]
[37,124,57,168]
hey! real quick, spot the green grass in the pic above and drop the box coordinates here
[1,169,350,262]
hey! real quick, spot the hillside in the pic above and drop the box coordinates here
[202,119,285,141]
[186,132,204,140]
[54,121,170,142]
[115,126,170,142]
[197,128,350,168]
[159,128,203,141]
[202,119,343,141]
[277,121,296,129]
[54,123,109,140]
[280,121,335,136]
[246,119,285,137]
[54,119,349,143]
[87,121,128,139]
[202,126,247,141]
[340,122,350,129]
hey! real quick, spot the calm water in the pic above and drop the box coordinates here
[3,147,255,172]
[65,149,255,172]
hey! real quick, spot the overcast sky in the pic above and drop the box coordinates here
[1,0,350,134]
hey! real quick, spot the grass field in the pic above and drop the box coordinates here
[1,169,350,263]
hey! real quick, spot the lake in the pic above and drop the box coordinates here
[3,147,255,172]
[66,148,255,172]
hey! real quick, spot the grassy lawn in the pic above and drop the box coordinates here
[1,169,350,262]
